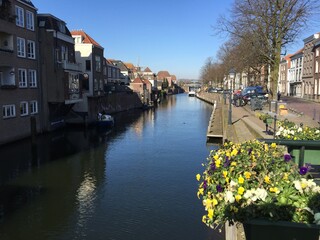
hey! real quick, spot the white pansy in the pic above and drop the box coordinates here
[224,191,235,203]
[255,188,268,201]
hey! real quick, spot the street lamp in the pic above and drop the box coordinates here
[228,69,236,125]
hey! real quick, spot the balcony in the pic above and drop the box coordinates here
[62,60,82,71]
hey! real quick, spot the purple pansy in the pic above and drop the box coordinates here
[203,180,207,190]
[216,185,223,193]
[224,156,230,167]
[284,153,292,162]
[299,164,311,175]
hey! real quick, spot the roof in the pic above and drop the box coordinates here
[290,48,303,59]
[132,78,145,84]
[157,71,171,79]
[38,14,72,37]
[143,79,152,85]
[71,30,102,48]
[144,67,152,72]
[124,63,136,71]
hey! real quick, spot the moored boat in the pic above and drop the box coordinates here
[96,114,114,128]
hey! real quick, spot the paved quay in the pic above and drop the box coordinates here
[197,92,320,144]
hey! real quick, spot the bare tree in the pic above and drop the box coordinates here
[216,0,320,99]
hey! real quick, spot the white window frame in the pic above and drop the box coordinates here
[15,6,24,27]
[20,101,28,116]
[29,69,37,88]
[18,68,27,88]
[26,10,34,31]
[17,37,26,57]
[2,105,16,119]
[30,101,38,114]
[27,40,36,59]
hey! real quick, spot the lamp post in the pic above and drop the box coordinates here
[228,69,235,125]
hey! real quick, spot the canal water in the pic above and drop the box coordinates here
[0,94,224,240]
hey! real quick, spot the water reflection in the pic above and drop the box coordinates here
[0,95,223,240]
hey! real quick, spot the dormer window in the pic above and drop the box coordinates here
[58,22,66,34]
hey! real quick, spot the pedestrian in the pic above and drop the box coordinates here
[277,91,281,101]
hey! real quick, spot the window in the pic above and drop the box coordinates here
[20,102,28,116]
[86,60,91,71]
[61,46,68,61]
[94,79,98,91]
[317,49,320,57]
[95,56,101,72]
[68,73,79,93]
[27,40,35,59]
[108,67,111,78]
[29,101,38,114]
[26,10,34,30]
[29,69,37,87]
[17,37,26,57]
[18,68,27,87]
[15,6,24,27]
[316,61,319,73]
[2,105,16,118]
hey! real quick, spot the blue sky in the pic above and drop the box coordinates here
[31,0,234,79]
[31,0,318,80]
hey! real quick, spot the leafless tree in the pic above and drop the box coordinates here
[216,0,320,99]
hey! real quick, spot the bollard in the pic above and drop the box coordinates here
[273,115,277,139]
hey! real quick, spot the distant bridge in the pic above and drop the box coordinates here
[186,82,202,92]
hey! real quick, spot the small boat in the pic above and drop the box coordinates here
[96,114,114,128]
[188,91,196,97]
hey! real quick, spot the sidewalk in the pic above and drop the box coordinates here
[227,100,319,143]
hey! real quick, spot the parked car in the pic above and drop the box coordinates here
[240,86,267,103]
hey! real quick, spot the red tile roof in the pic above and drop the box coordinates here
[132,78,145,84]
[144,67,152,72]
[157,71,171,78]
[71,30,102,47]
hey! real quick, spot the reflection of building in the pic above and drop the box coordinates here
[38,14,83,131]
[0,0,41,144]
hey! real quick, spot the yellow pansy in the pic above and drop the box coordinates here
[231,162,237,166]
[244,171,251,179]
[215,159,221,168]
[238,176,244,184]
[235,195,242,202]
[238,187,245,195]
[283,173,288,180]
[264,176,270,184]
[231,148,238,156]
[270,187,280,194]
[271,142,277,148]
[212,198,218,206]
[225,177,229,183]
[196,174,201,181]
[208,209,214,219]
[197,188,204,199]
[223,171,228,178]
[264,144,269,151]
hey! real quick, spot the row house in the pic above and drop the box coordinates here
[130,77,152,104]
[302,33,319,98]
[0,0,40,145]
[38,14,83,131]
[108,59,131,84]
[288,49,303,97]
[141,66,157,90]
[315,40,320,100]
[279,54,292,95]
[71,30,107,122]
[105,59,121,84]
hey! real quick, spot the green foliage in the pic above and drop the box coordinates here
[196,140,320,229]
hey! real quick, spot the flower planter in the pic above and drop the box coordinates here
[243,219,320,240]
[290,148,320,165]
[263,118,273,125]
